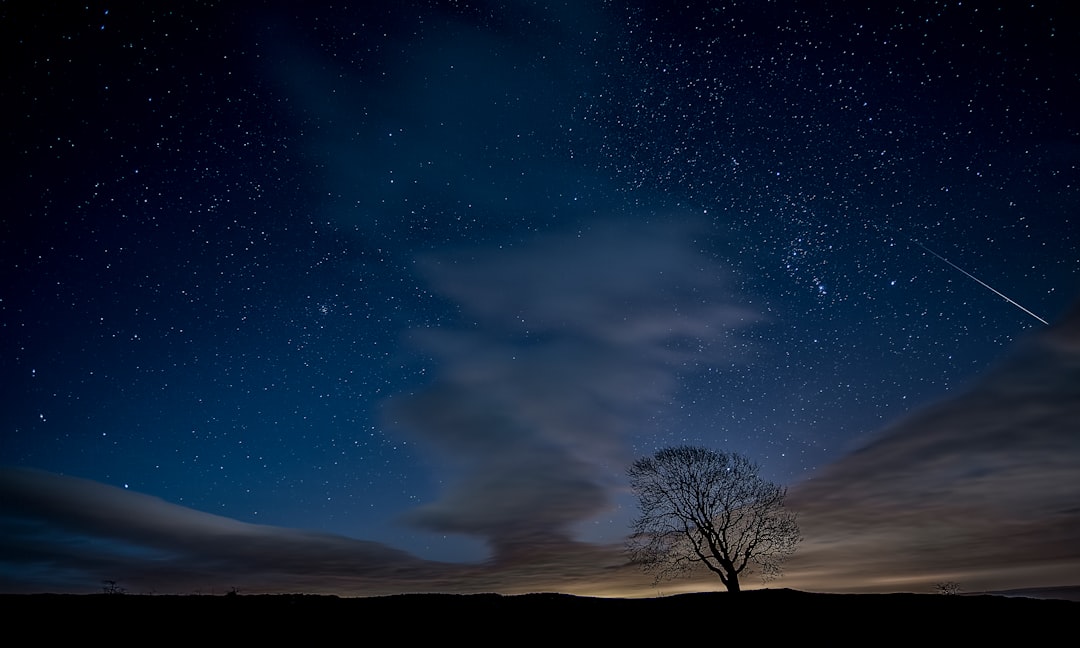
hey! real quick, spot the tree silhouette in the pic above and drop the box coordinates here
[101,579,125,595]
[934,581,962,595]
[627,446,800,593]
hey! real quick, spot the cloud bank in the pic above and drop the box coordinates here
[387,221,757,559]
[0,465,657,596]
[783,300,1080,593]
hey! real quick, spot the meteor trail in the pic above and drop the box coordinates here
[914,241,1049,325]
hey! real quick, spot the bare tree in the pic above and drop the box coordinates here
[627,446,800,593]
[101,579,125,595]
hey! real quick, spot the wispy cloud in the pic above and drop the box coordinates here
[0,465,656,596]
[0,467,436,594]
[388,221,758,559]
[784,302,1080,592]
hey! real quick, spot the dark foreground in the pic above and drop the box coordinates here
[5,589,1075,641]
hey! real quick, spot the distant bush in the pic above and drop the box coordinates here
[934,581,961,595]
[101,580,125,595]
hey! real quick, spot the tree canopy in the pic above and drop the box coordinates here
[627,446,800,593]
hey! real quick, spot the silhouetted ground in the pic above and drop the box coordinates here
[5,589,1074,641]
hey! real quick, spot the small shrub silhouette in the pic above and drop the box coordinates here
[934,581,961,595]
[101,580,125,595]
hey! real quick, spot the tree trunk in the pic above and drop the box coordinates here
[724,573,741,593]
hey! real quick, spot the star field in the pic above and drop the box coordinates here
[1,2,1077,593]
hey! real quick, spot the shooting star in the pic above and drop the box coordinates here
[914,240,1048,325]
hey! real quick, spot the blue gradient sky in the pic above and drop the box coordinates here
[2,1,1077,595]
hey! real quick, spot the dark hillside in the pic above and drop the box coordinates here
[5,589,1074,641]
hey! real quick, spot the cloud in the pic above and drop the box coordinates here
[387,221,758,558]
[0,467,438,594]
[0,466,656,596]
[783,300,1080,592]
[417,222,751,352]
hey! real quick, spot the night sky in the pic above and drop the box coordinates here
[2,2,1078,596]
